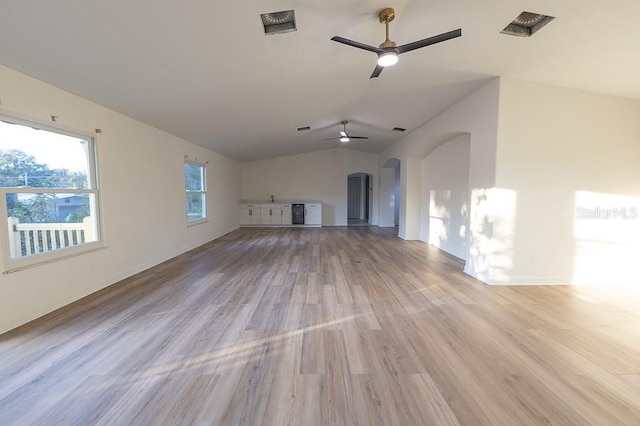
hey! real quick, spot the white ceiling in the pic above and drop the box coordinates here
[1,1,639,162]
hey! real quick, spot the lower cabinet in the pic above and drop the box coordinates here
[240,202,320,226]
[281,204,292,225]
[305,203,322,225]
[240,207,251,225]
[261,207,272,224]
[240,204,261,225]
[261,205,282,225]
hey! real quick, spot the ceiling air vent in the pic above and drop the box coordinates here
[297,126,310,132]
[260,10,297,35]
[501,11,555,37]
[392,127,407,132]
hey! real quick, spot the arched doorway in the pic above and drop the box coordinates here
[347,173,372,225]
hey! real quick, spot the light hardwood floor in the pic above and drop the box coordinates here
[1,227,640,425]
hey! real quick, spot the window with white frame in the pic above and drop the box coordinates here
[0,116,101,271]
[184,161,206,223]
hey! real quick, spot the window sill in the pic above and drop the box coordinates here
[186,218,209,227]
[2,242,106,275]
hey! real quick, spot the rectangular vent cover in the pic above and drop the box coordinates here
[261,10,297,35]
[501,11,555,37]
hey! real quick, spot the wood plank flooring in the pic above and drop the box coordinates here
[1,226,640,425]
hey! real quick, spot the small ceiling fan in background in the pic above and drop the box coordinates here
[331,7,462,78]
[324,120,369,143]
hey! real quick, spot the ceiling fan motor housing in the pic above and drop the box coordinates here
[379,40,397,49]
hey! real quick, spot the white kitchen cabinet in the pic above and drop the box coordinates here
[272,207,283,224]
[240,200,320,227]
[260,206,271,224]
[240,204,261,225]
[261,204,282,225]
[240,207,251,225]
[281,204,292,225]
[305,203,322,225]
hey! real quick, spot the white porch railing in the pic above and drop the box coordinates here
[7,217,94,258]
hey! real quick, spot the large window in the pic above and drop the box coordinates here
[185,161,206,224]
[0,116,101,271]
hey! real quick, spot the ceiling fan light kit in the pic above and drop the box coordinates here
[377,51,399,67]
[331,7,462,78]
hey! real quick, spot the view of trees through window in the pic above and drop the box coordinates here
[185,162,206,222]
[1,149,90,223]
[0,119,99,261]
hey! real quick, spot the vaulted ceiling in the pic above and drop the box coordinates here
[1,1,639,162]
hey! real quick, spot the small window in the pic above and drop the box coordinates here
[0,116,101,271]
[184,161,206,224]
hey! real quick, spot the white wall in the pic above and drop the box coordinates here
[379,166,396,227]
[0,65,241,334]
[394,165,400,226]
[421,134,471,260]
[380,78,501,282]
[242,149,379,226]
[495,78,640,285]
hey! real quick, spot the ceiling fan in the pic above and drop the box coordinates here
[331,7,462,79]
[324,120,369,143]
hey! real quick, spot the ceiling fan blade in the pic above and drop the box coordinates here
[323,137,341,140]
[349,136,369,139]
[331,36,382,54]
[340,131,348,137]
[370,64,384,79]
[397,29,462,54]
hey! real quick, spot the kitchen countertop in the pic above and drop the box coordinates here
[240,199,322,205]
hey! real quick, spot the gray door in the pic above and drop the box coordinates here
[347,176,361,219]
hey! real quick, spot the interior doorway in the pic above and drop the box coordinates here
[347,173,372,226]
